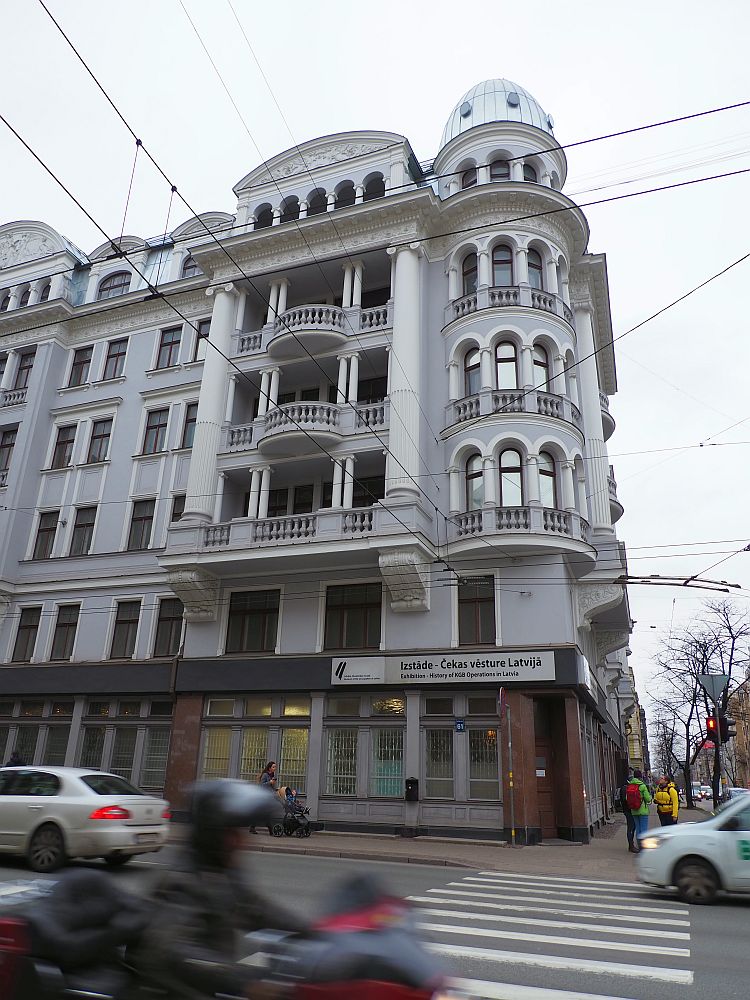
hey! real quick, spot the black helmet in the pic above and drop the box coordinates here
[189,780,283,867]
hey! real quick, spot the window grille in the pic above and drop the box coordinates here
[43,726,70,766]
[425,729,454,798]
[200,727,231,780]
[0,727,8,764]
[325,728,358,795]
[469,728,500,799]
[14,726,39,764]
[239,728,269,783]
[79,726,105,769]
[369,729,403,797]
[280,728,309,793]
[110,727,137,780]
[141,727,171,789]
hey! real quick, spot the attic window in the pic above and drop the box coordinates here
[97,271,131,300]
[181,256,201,278]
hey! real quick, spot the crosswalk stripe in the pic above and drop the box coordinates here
[408,894,690,927]
[461,876,674,900]
[417,906,691,940]
[450,976,640,1000]
[479,871,641,889]
[429,943,694,985]
[436,886,688,916]
[419,920,690,957]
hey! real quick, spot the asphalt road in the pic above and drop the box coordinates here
[1,845,749,999]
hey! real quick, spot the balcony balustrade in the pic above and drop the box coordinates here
[0,387,28,407]
[451,504,591,545]
[446,285,573,328]
[447,388,583,432]
[600,390,616,440]
[608,465,624,524]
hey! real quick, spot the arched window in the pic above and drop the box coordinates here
[498,449,523,506]
[492,245,513,286]
[39,283,51,302]
[539,451,557,508]
[335,183,356,209]
[463,348,481,397]
[97,271,131,300]
[307,189,327,216]
[19,289,31,307]
[495,341,518,390]
[533,344,549,388]
[0,293,10,311]
[280,197,300,224]
[527,248,544,290]
[465,454,484,511]
[255,205,273,229]
[363,174,385,201]
[461,166,477,190]
[181,256,201,279]
[490,159,510,181]
[462,252,478,296]
[523,163,538,183]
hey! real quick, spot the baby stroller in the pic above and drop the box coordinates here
[272,786,311,838]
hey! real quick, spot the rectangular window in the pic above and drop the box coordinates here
[86,700,110,717]
[103,338,128,380]
[0,702,13,716]
[142,409,169,454]
[193,319,210,362]
[181,402,198,449]
[0,428,17,472]
[369,729,403,797]
[110,727,137,781]
[324,583,381,650]
[149,701,174,717]
[327,696,360,717]
[239,727,269,783]
[425,697,453,716]
[325,728,358,795]
[467,695,498,715]
[353,476,385,509]
[33,512,58,559]
[283,696,310,717]
[11,607,41,662]
[245,697,272,717]
[277,391,295,406]
[153,597,184,657]
[140,727,171,788]
[225,590,279,653]
[292,484,314,515]
[266,488,289,518]
[109,600,141,658]
[118,700,141,717]
[357,376,388,405]
[42,726,70,766]
[14,350,35,390]
[371,696,405,716]
[201,727,231,780]
[469,728,500,799]
[87,419,112,463]
[14,726,39,764]
[171,494,186,522]
[68,346,92,387]
[19,701,43,718]
[78,726,105,769]
[458,576,496,646]
[156,327,182,369]
[425,729,454,798]
[206,699,235,717]
[50,701,73,717]
[127,499,155,551]
[51,425,76,469]
[280,728,308,793]
[70,506,96,556]
[0,727,8,765]
[50,604,80,661]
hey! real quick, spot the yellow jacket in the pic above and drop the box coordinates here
[655,782,679,818]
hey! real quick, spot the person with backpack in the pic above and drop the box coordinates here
[618,768,637,853]
[626,768,652,847]
[654,774,679,825]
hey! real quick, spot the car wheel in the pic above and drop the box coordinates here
[675,858,719,904]
[271,822,284,838]
[103,853,132,867]
[27,824,66,873]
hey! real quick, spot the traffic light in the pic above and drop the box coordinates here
[719,713,737,741]
[706,715,717,736]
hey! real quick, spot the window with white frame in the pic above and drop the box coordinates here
[369,729,403,797]
[200,727,232,779]
[465,453,484,511]
[280,728,309,793]
[425,729,454,797]
[239,727,268,783]
[325,728,358,795]
[469,727,500,799]
[539,451,558,508]
[458,576,495,646]
[50,604,80,661]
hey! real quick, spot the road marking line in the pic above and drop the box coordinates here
[419,921,690,957]
[408,895,690,926]
[451,880,688,909]
[428,943,694,985]
[437,886,688,915]
[450,976,640,1000]
[416,907,690,940]
[462,876,670,899]
[479,871,642,889]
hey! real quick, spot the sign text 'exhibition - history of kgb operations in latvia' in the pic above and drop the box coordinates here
[331,651,556,685]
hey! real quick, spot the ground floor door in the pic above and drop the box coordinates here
[533,699,558,838]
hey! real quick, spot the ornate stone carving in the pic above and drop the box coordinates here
[576,583,624,630]
[378,547,430,612]
[0,232,54,267]
[595,628,630,662]
[166,567,220,622]
[267,141,393,181]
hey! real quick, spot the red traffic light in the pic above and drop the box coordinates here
[706,716,717,732]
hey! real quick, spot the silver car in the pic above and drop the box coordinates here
[0,766,169,872]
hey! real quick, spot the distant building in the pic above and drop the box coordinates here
[729,686,750,788]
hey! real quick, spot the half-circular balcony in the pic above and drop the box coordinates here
[448,504,592,559]
[446,388,583,434]
[608,466,624,524]
[600,391,616,440]
[258,401,342,456]
[267,304,347,359]
[445,285,574,329]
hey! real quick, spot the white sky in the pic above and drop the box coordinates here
[2,0,749,712]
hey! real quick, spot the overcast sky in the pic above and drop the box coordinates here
[2,0,749,711]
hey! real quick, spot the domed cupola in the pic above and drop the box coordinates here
[440,79,554,149]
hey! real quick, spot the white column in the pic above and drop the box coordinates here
[483,456,496,507]
[478,250,490,288]
[448,178,459,196]
[541,171,552,188]
[266,282,279,324]
[347,353,360,403]
[170,247,188,282]
[516,247,529,286]
[299,201,308,219]
[355,185,364,205]
[248,468,261,518]
[478,163,490,185]
[480,348,493,391]
[552,354,566,395]
[247,215,257,232]
[272,208,282,226]
[268,368,281,408]
[447,266,459,300]
[574,304,612,531]
[386,347,393,393]
[257,370,271,416]
[7,288,20,310]
[448,467,461,513]
[561,461,576,511]
[342,265,353,309]
[326,192,336,212]
[447,361,459,401]
[511,160,524,182]
[183,284,237,522]
[352,261,364,307]
[225,375,237,423]
[331,459,344,508]
[577,469,588,518]
[569,370,580,408]
[257,467,271,519]
[276,279,289,317]
[520,345,534,390]
[235,290,248,332]
[546,258,559,294]
[213,472,226,523]
[0,351,16,391]
[336,355,348,404]
[384,243,421,500]
[49,272,66,300]
[525,455,540,505]
[561,275,571,306]
[342,456,355,508]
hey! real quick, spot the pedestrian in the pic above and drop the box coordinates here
[618,768,637,853]
[259,761,277,834]
[654,774,679,825]
[5,750,23,767]
[626,768,652,848]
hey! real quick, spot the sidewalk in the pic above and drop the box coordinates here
[169,808,705,881]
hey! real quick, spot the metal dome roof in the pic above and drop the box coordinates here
[441,79,554,148]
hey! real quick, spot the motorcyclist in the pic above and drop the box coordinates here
[131,780,306,999]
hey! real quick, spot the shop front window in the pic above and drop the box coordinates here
[325,728,358,795]
[425,729,454,798]
[280,728,309,793]
[469,728,500,799]
[200,727,231,780]
[239,728,269,783]
[369,729,403,797]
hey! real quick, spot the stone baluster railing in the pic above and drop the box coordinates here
[343,509,374,533]
[355,401,386,428]
[204,523,231,547]
[227,424,254,451]
[252,514,317,542]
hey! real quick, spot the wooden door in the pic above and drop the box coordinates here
[533,700,557,838]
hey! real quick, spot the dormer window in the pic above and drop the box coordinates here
[97,271,131,300]
[490,159,510,180]
[181,256,201,278]
[461,167,478,190]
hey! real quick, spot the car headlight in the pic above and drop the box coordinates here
[639,836,664,850]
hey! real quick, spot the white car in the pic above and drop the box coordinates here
[0,766,170,873]
[636,794,750,903]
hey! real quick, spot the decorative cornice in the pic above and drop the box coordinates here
[166,566,220,622]
[577,583,624,631]
[378,546,430,612]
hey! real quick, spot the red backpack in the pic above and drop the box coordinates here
[625,781,642,810]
